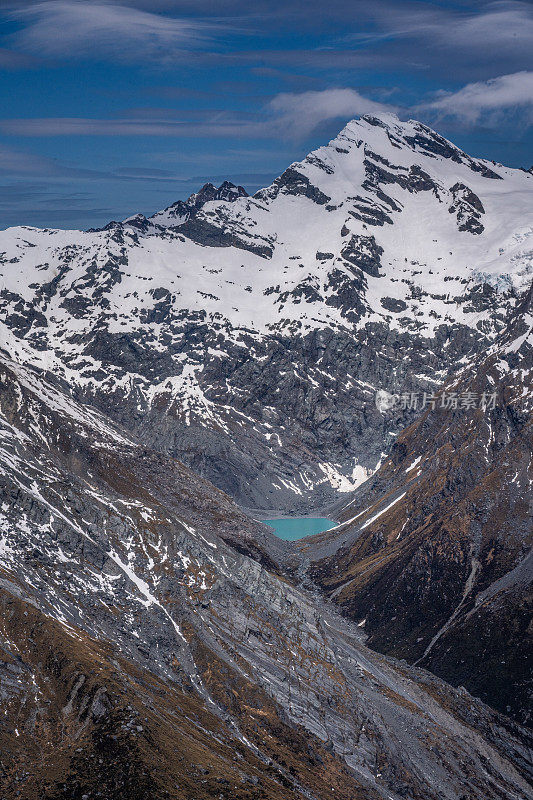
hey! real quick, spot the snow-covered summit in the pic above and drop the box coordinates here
[2,113,531,334]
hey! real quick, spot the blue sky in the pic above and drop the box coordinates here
[0,0,532,229]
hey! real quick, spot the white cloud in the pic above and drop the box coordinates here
[12,1,213,62]
[420,71,533,126]
[268,88,398,139]
[4,75,531,142]
[0,88,398,140]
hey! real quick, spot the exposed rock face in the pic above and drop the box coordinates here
[0,114,531,510]
[1,354,532,799]
[304,283,533,726]
[448,182,485,234]
[256,166,332,205]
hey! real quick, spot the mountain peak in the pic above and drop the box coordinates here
[359,111,402,127]
[293,111,506,191]
[186,180,248,209]
[119,180,250,230]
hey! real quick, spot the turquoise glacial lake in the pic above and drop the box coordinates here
[262,517,335,541]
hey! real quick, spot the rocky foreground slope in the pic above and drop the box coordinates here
[1,114,531,510]
[1,354,532,799]
[303,280,533,727]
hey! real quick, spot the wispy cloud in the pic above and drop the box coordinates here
[420,71,533,127]
[0,142,215,182]
[11,1,216,63]
[4,0,531,80]
[435,1,532,59]
[351,1,533,55]
[342,0,533,79]
[4,72,530,150]
[0,143,111,177]
[0,87,399,140]
[268,88,398,139]
[0,45,36,69]
[0,117,243,137]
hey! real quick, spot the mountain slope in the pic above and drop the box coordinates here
[1,353,533,799]
[1,114,531,509]
[303,280,533,725]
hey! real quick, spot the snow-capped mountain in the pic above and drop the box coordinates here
[305,282,533,725]
[1,114,532,509]
[1,114,533,795]
[1,351,532,799]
